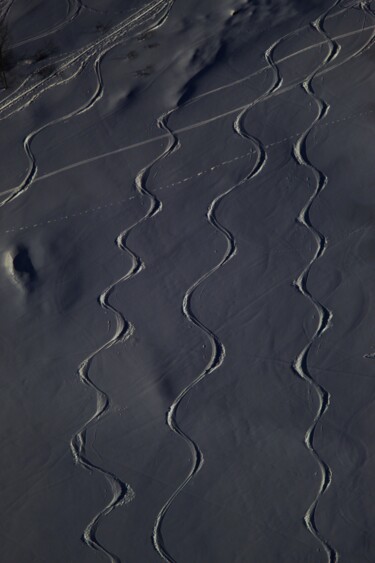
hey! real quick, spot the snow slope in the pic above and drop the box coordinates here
[0,0,374,561]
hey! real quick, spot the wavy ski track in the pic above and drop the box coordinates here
[69,4,176,561]
[70,131,174,554]
[151,23,298,562]
[69,5,373,560]
[292,0,374,559]
[0,0,171,120]
[290,2,344,562]
[153,4,375,561]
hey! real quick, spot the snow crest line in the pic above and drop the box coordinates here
[69,2,176,562]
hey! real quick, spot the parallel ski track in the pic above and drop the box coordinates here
[151,18,306,563]
[69,2,176,562]
[290,1,347,561]
[0,0,171,120]
[152,2,375,561]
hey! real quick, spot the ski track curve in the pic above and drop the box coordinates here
[151,18,301,562]
[290,1,344,561]
[70,2,176,561]
[0,0,171,120]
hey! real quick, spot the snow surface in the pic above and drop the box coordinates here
[0,0,375,561]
